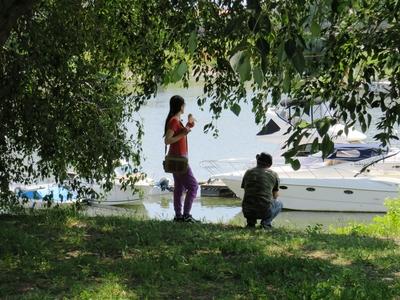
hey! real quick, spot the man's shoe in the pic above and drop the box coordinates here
[260,223,272,230]
[173,216,184,222]
[183,214,200,223]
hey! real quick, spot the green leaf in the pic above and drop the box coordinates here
[358,113,366,132]
[291,50,305,74]
[230,51,244,72]
[321,135,334,158]
[230,51,251,82]
[239,55,251,82]
[367,113,372,127]
[283,72,291,93]
[310,20,321,36]
[253,66,264,88]
[284,39,296,58]
[260,14,271,34]
[261,56,268,74]
[290,159,301,170]
[277,41,285,61]
[316,119,331,137]
[177,61,188,78]
[188,31,197,55]
[230,103,241,116]
[170,61,188,83]
[311,137,320,153]
[297,120,309,129]
[247,0,261,12]
[248,16,257,31]
[256,37,269,56]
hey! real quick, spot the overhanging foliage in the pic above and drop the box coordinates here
[1,0,400,207]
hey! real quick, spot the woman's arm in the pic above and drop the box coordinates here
[164,128,189,145]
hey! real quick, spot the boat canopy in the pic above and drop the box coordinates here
[327,143,386,161]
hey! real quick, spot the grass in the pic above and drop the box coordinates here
[0,205,399,299]
[334,199,400,238]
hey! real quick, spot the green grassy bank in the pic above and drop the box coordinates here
[1,202,400,299]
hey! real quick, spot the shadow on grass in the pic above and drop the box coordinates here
[0,211,399,299]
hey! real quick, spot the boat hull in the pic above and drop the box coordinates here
[88,183,152,205]
[87,182,173,206]
[219,176,399,212]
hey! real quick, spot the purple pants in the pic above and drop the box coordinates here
[172,166,198,216]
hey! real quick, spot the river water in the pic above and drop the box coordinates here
[85,84,391,229]
[85,196,380,229]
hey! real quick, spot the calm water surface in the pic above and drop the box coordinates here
[85,195,382,229]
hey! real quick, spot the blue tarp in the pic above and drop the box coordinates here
[19,185,77,202]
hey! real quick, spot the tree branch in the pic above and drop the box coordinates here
[0,0,37,46]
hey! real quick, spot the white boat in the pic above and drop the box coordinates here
[85,164,173,205]
[208,144,400,212]
[256,99,367,147]
[85,177,173,205]
[201,101,400,212]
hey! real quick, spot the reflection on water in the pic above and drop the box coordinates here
[142,196,242,223]
[84,195,384,230]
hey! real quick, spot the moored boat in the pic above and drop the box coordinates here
[210,144,400,212]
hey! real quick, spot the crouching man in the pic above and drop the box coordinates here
[241,152,283,229]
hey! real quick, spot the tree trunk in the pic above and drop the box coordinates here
[0,0,36,46]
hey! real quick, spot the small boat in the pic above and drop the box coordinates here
[14,183,80,209]
[85,164,174,205]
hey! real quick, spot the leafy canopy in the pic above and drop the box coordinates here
[1,0,400,206]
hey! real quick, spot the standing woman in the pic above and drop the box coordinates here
[164,95,199,222]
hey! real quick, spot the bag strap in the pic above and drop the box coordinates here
[179,120,188,153]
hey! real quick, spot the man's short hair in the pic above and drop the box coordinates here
[256,152,273,167]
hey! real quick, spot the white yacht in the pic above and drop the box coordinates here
[209,145,400,212]
[201,103,400,212]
